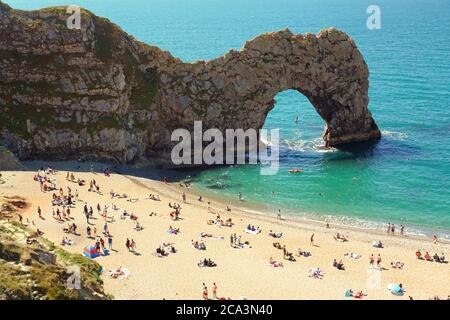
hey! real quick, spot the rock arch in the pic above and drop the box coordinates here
[157,28,381,151]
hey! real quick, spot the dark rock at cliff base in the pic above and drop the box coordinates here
[0,2,381,165]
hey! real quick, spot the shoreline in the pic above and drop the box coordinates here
[11,159,450,245]
[162,178,450,247]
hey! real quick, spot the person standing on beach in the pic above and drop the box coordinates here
[277,209,281,220]
[387,223,391,234]
[391,224,395,235]
[182,192,186,203]
[108,236,113,250]
[376,254,382,269]
[310,234,315,246]
[230,234,234,247]
[37,206,42,219]
[126,238,130,251]
[369,254,375,268]
[400,225,404,235]
[202,283,208,300]
[213,283,217,299]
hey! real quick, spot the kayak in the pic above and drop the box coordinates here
[288,169,303,173]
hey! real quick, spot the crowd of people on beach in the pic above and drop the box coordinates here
[16,164,448,300]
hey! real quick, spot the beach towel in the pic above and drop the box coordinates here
[387,284,405,295]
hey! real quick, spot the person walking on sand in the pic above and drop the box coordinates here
[433,235,438,244]
[126,238,130,251]
[108,236,113,249]
[369,254,375,268]
[37,206,42,219]
[230,234,234,247]
[182,192,186,203]
[277,209,281,220]
[400,224,404,235]
[213,283,218,299]
[202,283,208,300]
[310,234,315,246]
[376,254,382,269]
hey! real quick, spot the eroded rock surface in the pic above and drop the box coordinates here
[0,3,381,165]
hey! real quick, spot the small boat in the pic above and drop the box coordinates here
[288,168,303,173]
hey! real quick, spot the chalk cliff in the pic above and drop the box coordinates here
[0,3,381,165]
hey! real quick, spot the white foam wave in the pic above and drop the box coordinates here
[283,137,337,153]
[382,130,408,141]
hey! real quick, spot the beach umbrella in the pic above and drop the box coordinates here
[83,245,100,259]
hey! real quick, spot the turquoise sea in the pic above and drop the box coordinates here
[5,0,450,237]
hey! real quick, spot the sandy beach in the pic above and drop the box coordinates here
[0,164,449,300]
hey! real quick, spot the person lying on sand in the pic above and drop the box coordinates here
[273,242,282,249]
[269,257,283,268]
[390,261,404,269]
[156,243,177,256]
[298,248,311,257]
[309,268,325,279]
[284,251,296,261]
[372,240,383,248]
[200,232,213,238]
[333,233,349,242]
[345,289,366,299]
[198,258,217,267]
[192,240,206,250]
[245,225,261,233]
[146,194,161,201]
[344,252,361,259]
[333,259,345,270]
[110,266,125,279]
[268,230,283,238]
[61,236,73,246]
[168,226,180,235]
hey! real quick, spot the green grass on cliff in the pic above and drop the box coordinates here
[0,219,107,300]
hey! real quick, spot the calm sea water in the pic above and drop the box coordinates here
[5,0,450,237]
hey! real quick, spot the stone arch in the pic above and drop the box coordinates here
[171,27,381,148]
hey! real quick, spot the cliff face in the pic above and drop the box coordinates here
[0,3,381,165]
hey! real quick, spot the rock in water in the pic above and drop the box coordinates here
[0,3,381,165]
